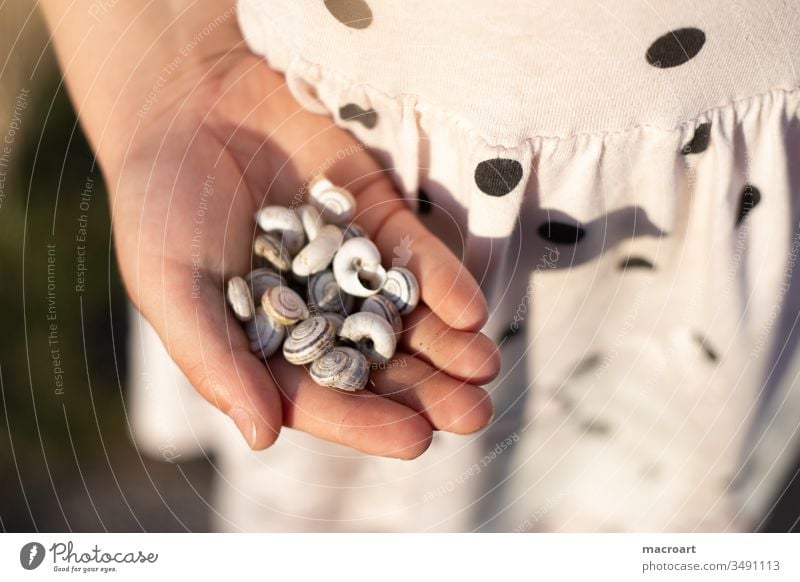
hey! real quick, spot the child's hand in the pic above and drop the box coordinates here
[40,0,499,458]
[110,50,499,457]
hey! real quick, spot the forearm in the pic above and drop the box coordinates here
[39,0,240,170]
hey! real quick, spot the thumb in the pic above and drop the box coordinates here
[130,259,283,450]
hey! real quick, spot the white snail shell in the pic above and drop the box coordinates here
[226,276,255,321]
[292,224,343,278]
[254,233,292,272]
[361,294,402,334]
[332,237,387,298]
[254,206,306,256]
[308,175,356,225]
[261,285,309,325]
[321,311,345,335]
[307,270,354,315]
[340,312,397,364]
[282,315,336,365]
[234,179,424,392]
[297,204,325,241]
[382,267,420,315]
[310,347,369,392]
[246,306,286,359]
[246,268,285,303]
[342,222,368,241]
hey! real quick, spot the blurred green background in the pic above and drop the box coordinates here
[0,3,212,532]
[1,3,799,533]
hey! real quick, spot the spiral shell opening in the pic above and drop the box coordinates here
[340,312,397,363]
[230,174,421,392]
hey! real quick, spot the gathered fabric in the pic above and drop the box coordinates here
[128,0,800,532]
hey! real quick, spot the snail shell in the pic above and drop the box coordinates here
[332,237,387,297]
[246,268,285,303]
[310,347,369,392]
[361,294,402,334]
[309,175,356,225]
[321,311,345,335]
[297,204,325,241]
[340,311,397,364]
[254,206,306,256]
[245,306,286,359]
[226,276,255,321]
[261,285,309,325]
[282,315,336,365]
[307,270,355,315]
[382,267,420,315]
[342,222,368,241]
[292,224,343,278]
[254,233,292,272]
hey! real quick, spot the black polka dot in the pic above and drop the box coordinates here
[474,158,524,197]
[537,221,586,245]
[324,0,372,29]
[646,28,706,69]
[682,122,711,155]
[416,189,432,215]
[581,419,611,436]
[693,332,719,363]
[573,353,602,376]
[736,184,761,227]
[640,463,662,481]
[339,103,378,129]
[619,256,656,271]
[499,322,522,344]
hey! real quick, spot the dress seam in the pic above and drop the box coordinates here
[259,20,800,150]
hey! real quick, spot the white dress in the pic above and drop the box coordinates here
[129,0,800,531]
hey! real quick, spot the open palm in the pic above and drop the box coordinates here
[110,49,499,458]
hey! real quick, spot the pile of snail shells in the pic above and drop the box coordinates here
[225,175,420,393]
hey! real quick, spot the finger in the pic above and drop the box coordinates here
[325,174,489,331]
[268,357,433,459]
[369,353,494,434]
[133,259,284,450]
[224,79,489,331]
[399,305,501,384]
[373,205,488,332]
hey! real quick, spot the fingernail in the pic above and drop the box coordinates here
[228,407,257,447]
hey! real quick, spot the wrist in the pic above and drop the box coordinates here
[40,0,240,174]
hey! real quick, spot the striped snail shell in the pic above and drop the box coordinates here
[245,307,286,359]
[282,315,336,365]
[261,285,309,325]
[332,237,387,297]
[226,276,255,321]
[297,204,325,241]
[381,267,420,315]
[340,312,397,364]
[254,233,292,272]
[308,270,354,315]
[246,268,285,303]
[321,311,345,336]
[361,294,402,334]
[308,175,356,225]
[342,222,368,241]
[310,347,369,392]
[254,206,306,256]
[292,224,343,278]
